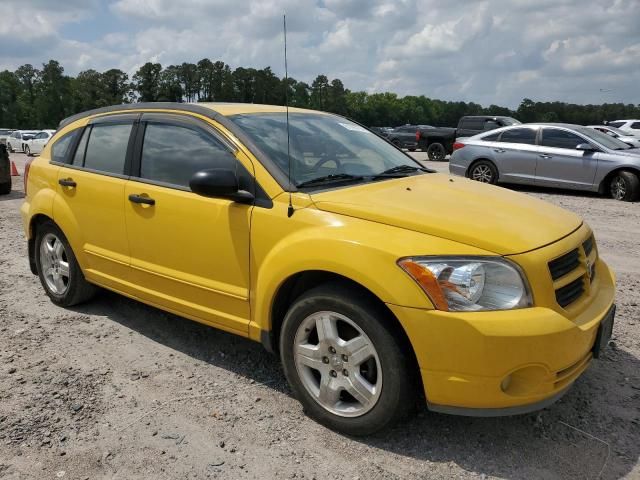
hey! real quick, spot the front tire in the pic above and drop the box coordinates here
[7,142,13,153]
[469,160,498,184]
[280,282,415,436]
[427,142,446,161]
[25,145,31,156]
[609,171,639,201]
[35,221,97,307]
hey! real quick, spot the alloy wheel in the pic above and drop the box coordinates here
[293,311,382,417]
[610,176,626,200]
[39,233,70,295]
[472,164,493,183]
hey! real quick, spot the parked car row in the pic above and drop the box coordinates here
[1,129,56,155]
[449,123,640,201]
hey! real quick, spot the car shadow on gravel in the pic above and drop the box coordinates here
[71,291,639,480]
[0,189,25,201]
[501,183,604,199]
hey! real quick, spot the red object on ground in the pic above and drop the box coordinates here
[10,161,19,176]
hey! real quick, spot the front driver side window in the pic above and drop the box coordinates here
[541,129,584,149]
[140,123,236,188]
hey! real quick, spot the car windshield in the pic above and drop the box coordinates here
[601,126,628,136]
[229,112,425,189]
[501,118,521,126]
[607,121,625,128]
[575,126,632,150]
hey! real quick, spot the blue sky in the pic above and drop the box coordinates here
[1,0,639,108]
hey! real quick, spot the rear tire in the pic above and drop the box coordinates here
[609,171,640,201]
[427,142,446,161]
[35,221,97,307]
[7,143,13,153]
[25,146,31,156]
[469,160,498,185]
[280,282,415,436]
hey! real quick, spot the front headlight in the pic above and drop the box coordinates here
[398,256,532,311]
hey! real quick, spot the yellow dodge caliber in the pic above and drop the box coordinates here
[21,103,616,435]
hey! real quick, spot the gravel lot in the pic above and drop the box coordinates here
[1,151,639,480]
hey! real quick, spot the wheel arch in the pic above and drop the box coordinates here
[598,166,640,195]
[28,213,55,275]
[467,158,498,179]
[265,269,424,395]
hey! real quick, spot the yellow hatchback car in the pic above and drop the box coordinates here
[21,103,616,435]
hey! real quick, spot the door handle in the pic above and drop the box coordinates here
[493,148,506,153]
[539,154,552,159]
[128,194,155,206]
[58,178,76,187]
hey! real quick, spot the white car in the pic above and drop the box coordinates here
[6,130,39,153]
[607,120,640,136]
[0,129,14,146]
[588,125,640,148]
[24,130,56,156]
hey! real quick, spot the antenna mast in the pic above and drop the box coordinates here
[284,14,294,218]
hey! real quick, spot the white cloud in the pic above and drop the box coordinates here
[0,0,639,108]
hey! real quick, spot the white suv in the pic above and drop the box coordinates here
[608,120,640,136]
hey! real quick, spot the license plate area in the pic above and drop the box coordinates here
[592,305,615,359]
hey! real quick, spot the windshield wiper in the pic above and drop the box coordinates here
[296,173,364,188]
[371,164,427,179]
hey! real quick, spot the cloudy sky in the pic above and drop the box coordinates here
[1,0,638,107]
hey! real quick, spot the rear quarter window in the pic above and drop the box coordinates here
[51,129,81,163]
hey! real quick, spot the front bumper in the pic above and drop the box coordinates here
[388,243,616,414]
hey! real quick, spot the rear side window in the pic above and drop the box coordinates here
[460,118,483,130]
[481,131,501,141]
[51,130,81,163]
[631,122,640,129]
[541,129,584,149]
[608,121,624,128]
[83,123,132,175]
[140,123,236,188]
[483,120,500,130]
[499,128,537,145]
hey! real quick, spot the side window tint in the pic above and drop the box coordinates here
[51,130,81,163]
[482,131,501,141]
[83,123,132,175]
[484,120,500,131]
[140,123,236,188]
[72,128,90,166]
[499,128,537,145]
[631,122,640,129]
[541,129,584,149]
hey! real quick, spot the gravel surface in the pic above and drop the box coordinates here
[1,152,639,479]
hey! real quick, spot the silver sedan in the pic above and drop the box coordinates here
[449,123,640,201]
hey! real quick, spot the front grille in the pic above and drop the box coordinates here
[548,248,580,280]
[583,236,594,257]
[555,277,585,307]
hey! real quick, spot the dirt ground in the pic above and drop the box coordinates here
[1,151,639,480]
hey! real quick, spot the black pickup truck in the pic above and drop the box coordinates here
[416,115,521,161]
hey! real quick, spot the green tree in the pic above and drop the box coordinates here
[132,62,162,102]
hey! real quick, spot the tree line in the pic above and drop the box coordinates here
[1,59,639,130]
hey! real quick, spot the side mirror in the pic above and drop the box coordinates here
[189,168,254,204]
[576,143,597,152]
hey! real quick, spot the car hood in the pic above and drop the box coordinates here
[311,173,582,255]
